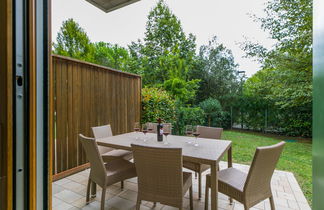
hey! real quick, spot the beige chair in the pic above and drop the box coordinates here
[92,124,133,162]
[204,141,285,210]
[131,144,193,210]
[79,134,137,210]
[183,126,223,199]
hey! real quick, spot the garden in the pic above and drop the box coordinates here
[53,0,312,205]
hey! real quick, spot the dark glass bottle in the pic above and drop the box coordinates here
[157,118,163,142]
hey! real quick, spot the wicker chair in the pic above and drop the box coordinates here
[92,124,133,162]
[131,144,193,210]
[79,134,137,210]
[204,141,285,210]
[183,126,223,199]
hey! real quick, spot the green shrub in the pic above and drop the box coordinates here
[164,78,200,103]
[142,87,176,124]
[214,111,232,129]
[199,98,223,127]
[173,105,205,135]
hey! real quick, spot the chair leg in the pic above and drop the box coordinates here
[204,185,209,210]
[195,172,197,179]
[189,186,193,210]
[269,195,275,210]
[136,198,141,210]
[121,180,124,190]
[244,204,249,210]
[153,202,156,207]
[229,197,233,205]
[101,187,106,210]
[86,178,91,203]
[198,171,202,199]
[91,181,97,198]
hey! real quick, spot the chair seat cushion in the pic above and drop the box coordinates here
[102,149,133,161]
[183,161,210,173]
[182,172,192,195]
[219,168,247,191]
[105,159,137,185]
[207,168,247,191]
[206,167,247,202]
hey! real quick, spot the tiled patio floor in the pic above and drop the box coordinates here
[52,162,311,210]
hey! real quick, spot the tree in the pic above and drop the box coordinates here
[240,0,312,136]
[199,98,222,127]
[54,19,136,73]
[259,0,312,54]
[129,0,197,86]
[191,36,240,105]
[242,0,312,109]
[144,0,196,62]
[53,18,94,61]
[93,42,130,70]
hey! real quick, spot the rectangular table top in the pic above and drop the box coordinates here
[96,132,232,165]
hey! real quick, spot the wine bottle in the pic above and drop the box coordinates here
[157,118,163,142]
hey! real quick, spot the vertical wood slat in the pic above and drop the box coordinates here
[67,62,74,169]
[52,55,141,177]
[52,59,57,174]
[61,61,68,171]
[0,0,13,208]
[72,63,81,167]
[55,60,62,173]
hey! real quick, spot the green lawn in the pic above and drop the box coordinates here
[222,130,312,205]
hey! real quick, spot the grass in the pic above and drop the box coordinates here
[222,130,312,205]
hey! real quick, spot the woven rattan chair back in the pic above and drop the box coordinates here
[131,144,183,207]
[92,124,113,138]
[197,126,223,139]
[244,141,285,201]
[79,134,106,186]
[92,124,113,155]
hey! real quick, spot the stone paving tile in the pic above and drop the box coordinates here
[52,196,64,208]
[54,189,83,203]
[55,178,72,186]
[53,201,74,210]
[52,162,310,210]
[52,183,65,194]
[64,180,86,193]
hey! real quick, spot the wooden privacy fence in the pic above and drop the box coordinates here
[52,55,141,179]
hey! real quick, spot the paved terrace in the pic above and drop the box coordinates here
[52,162,311,210]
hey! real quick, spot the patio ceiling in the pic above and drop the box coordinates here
[84,0,141,13]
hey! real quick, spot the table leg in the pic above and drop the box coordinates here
[227,146,233,205]
[210,162,218,210]
[228,146,233,168]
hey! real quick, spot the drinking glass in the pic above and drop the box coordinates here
[147,122,154,133]
[193,126,200,147]
[163,124,171,145]
[142,123,148,142]
[185,125,193,144]
[134,122,140,140]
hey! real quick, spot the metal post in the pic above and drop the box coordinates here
[264,108,268,133]
[230,106,233,129]
[241,109,243,129]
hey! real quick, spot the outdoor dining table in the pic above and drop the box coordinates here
[96,132,232,210]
